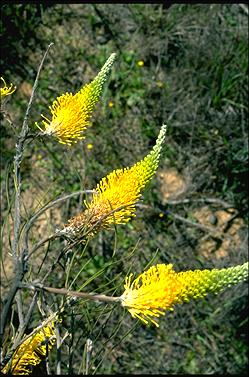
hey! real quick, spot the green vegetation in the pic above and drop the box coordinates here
[1,4,248,374]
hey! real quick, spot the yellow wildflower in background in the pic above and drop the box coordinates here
[1,320,56,375]
[36,53,116,145]
[63,124,167,238]
[121,262,248,327]
[137,60,144,67]
[0,77,16,99]
[108,100,114,107]
[87,143,93,150]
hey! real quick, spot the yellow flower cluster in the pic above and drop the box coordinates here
[36,53,116,145]
[0,77,16,99]
[1,320,56,375]
[121,262,248,327]
[63,124,167,238]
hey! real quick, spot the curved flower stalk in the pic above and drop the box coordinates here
[1,318,56,375]
[62,124,167,239]
[120,262,249,327]
[0,77,16,100]
[35,53,116,145]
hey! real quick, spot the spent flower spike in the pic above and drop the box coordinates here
[63,124,167,238]
[36,53,116,145]
[0,77,16,99]
[121,262,249,327]
[1,319,56,375]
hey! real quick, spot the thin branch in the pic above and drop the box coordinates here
[12,291,39,349]
[166,197,235,208]
[23,43,54,137]
[55,325,62,375]
[85,339,93,375]
[23,190,95,257]
[0,43,54,348]
[14,42,54,259]
[9,312,58,355]
[135,203,230,240]
[39,237,83,285]
[27,233,60,260]
[168,211,219,234]
[15,291,24,328]
[19,283,121,304]
[0,109,18,135]
[0,263,24,348]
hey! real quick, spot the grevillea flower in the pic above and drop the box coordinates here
[36,53,116,145]
[63,124,167,239]
[0,77,16,99]
[1,319,56,375]
[120,262,248,327]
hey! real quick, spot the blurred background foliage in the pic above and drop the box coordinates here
[1,3,248,374]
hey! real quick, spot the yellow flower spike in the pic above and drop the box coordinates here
[121,262,248,327]
[0,77,16,99]
[36,53,116,145]
[63,125,167,239]
[1,319,56,375]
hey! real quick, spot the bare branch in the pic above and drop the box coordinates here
[0,43,54,348]
[135,203,231,241]
[23,190,95,255]
[165,197,235,208]
[19,282,121,304]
